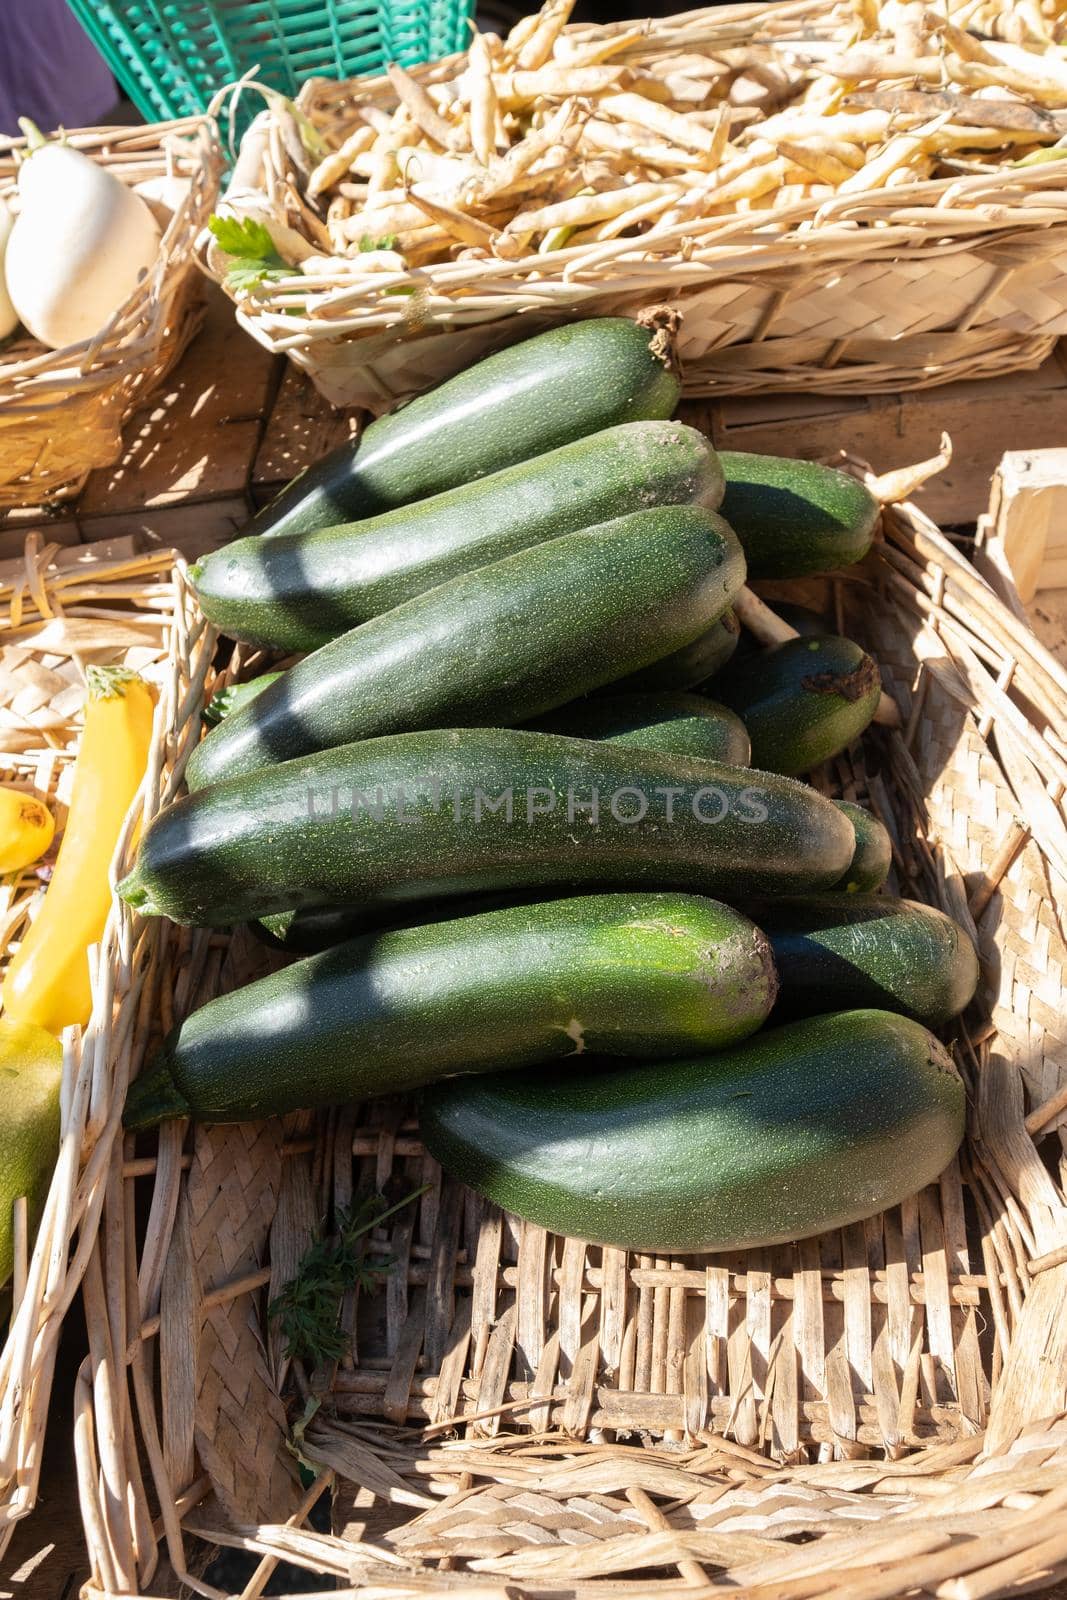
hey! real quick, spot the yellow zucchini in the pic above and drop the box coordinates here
[0,787,54,873]
[3,668,154,1034]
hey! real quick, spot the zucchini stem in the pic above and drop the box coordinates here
[123,1060,191,1129]
[636,304,682,378]
[86,664,142,700]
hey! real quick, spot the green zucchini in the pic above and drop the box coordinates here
[617,607,740,691]
[193,422,723,652]
[754,893,978,1027]
[530,691,750,766]
[833,800,892,893]
[256,793,884,953]
[203,673,283,727]
[255,699,750,952]
[719,451,880,579]
[247,317,681,540]
[714,634,881,775]
[419,1008,965,1252]
[119,727,855,927]
[185,506,746,792]
[123,891,778,1128]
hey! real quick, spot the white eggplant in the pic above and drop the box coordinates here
[6,120,161,351]
[134,173,191,227]
[0,198,17,340]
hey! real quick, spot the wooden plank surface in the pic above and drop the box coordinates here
[252,365,361,507]
[77,286,276,519]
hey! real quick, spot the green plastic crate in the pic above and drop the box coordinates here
[67,0,475,123]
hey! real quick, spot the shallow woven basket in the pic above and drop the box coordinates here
[0,118,222,509]
[200,0,1067,411]
[0,535,194,1557]
[74,465,1067,1599]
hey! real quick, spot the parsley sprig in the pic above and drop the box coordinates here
[209,214,291,293]
[269,1184,429,1366]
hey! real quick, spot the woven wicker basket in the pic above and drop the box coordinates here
[74,463,1067,1598]
[199,0,1067,411]
[0,118,222,509]
[0,535,195,1557]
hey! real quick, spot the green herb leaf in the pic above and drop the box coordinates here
[269,1184,429,1367]
[359,232,398,253]
[209,215,291,294]
[225,260,291,293]
[209,214,280,259]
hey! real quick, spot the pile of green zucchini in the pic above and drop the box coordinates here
[121,316,976,1255]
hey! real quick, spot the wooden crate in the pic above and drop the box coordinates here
[970,448,1067,671]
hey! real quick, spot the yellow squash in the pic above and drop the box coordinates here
[0,786,54,873]
[3,667,154,1035]
[0,1018,62,1287]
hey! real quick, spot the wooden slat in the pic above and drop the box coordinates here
[78,287,276,518]
[251,364,361,507]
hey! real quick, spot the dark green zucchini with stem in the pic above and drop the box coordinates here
[255,696,751,953]
[419,1008,966,1253]
[123,892,778,1128]
[714,634,882,776]
[255,792,887,954]
[191,422,724,652]
[207,691,750,949]
[119,727,855,927]
[246,315,682,540]
[185,505,746,792]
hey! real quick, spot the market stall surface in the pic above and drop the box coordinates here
[3,289,1067,1600]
